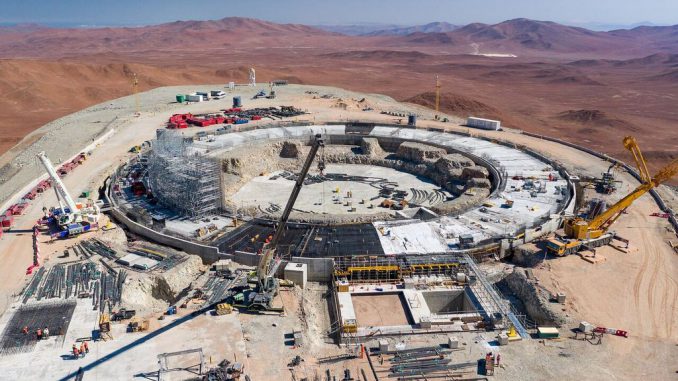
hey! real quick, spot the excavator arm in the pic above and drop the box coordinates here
[257,134,324,290]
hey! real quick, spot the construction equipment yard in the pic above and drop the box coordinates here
[0,84,676,380]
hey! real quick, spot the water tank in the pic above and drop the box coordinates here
[408,114,417,126]
[233,96,242,108]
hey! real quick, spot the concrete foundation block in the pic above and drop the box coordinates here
[378,339,389,352]
[420,316,432,328]
[284,262,307,288]
[447,336,459,349]
[556,292,566,303]
[497,333,509,346]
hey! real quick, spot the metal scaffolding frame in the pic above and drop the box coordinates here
[333,254,467,284]
[147,131,222,218]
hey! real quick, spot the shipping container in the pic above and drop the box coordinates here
[466,116,501,131]
[1,214,14,229]
[186,94,204,103]
[176,94,186,103]
[196,92,211,101]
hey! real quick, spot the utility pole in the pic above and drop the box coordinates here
[132,72,140,116]
[435,74,441,120]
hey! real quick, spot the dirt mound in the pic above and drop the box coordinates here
[555,109,637,131]
[406,92,500,119]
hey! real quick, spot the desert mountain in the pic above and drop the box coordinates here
[364,22,460,36]
[0,17,343,59]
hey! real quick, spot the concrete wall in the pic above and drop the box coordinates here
[421,290,472,313]
[228,251,334,282]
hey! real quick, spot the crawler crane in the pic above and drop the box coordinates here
[547,136,678,256]
[37,152,100,238]
[235,134,325,311]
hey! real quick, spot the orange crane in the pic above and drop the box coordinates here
[547,136,678,255]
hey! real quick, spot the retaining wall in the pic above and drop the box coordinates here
[228,251,334,282]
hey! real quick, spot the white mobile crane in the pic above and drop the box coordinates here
[235,134,325,311]
[37,151,100,238]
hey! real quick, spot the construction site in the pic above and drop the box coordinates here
[0,82,676,381]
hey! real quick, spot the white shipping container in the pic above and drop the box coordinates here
[467,116,501,131]
[196,91,211,100]
[186,94,204,102]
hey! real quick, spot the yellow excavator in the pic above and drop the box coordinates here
[547,136,678,256]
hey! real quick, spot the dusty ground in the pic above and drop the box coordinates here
[353,294,413,327]
[0,84,675,380]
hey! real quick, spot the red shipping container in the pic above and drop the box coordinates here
[1,214,14,228]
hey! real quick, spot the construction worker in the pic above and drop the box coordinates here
[495,353,501,367]
[21,326,28,335]
[43,327,49,339]
[36,328,42,341]
[79,342,86,358]
[83,341,89,354]
[72,344,79,359]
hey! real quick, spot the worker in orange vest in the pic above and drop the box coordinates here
[36,328,42,340]
[83,341,89,354]
[79,342,86,358]
[21,326,28,335]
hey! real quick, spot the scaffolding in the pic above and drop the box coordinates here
[147,131,222,218]
[333,255,466,284]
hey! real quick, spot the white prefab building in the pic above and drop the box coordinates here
[467,117,501,131]
[186,94,204,102]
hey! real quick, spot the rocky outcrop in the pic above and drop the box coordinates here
[222,157,243,175]
[396,142,446,163]
[279,140,302,158]
[502,269,567,327]
[361,137,384,157]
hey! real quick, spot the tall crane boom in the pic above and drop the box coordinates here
[564,136,678,240]
[435,75,441,113]
[256,134,325,290]
[37,151,78,214]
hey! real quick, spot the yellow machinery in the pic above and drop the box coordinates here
[548,136,678,255]
[215,303,233,315]
[99,313,111,333]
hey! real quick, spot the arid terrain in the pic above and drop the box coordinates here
[0,17,676,176]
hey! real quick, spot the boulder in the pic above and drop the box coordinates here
[279,140,302,158]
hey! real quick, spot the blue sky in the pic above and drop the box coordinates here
[3,0,677,29]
